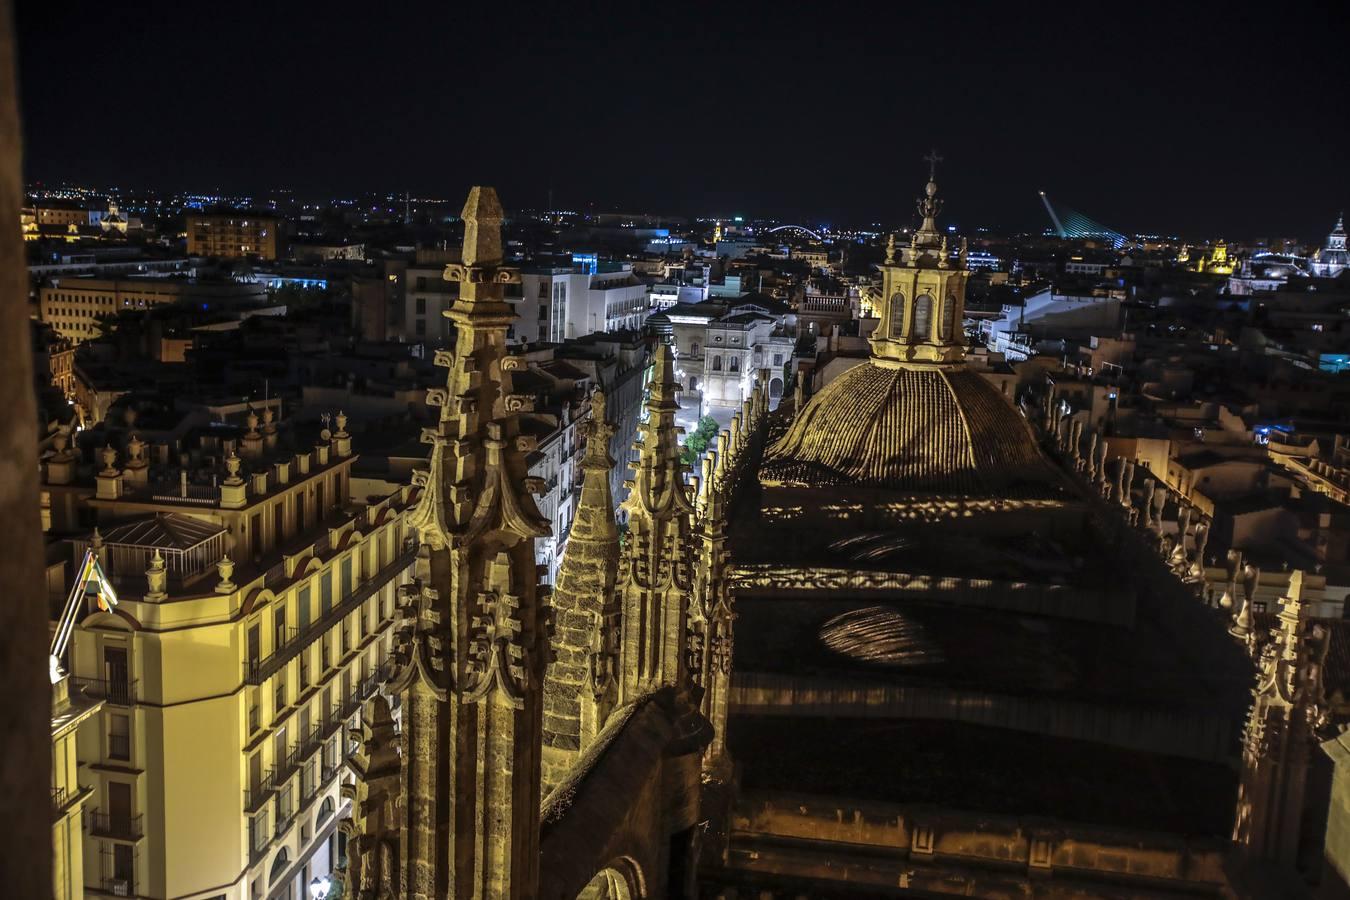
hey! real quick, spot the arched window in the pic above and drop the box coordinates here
[316,796,335,826]
[690,341,700,357]
[888,292,905,338]
[269,848,290,885]
[941,293,958,341]
[729,356,740,373]
[711,356,722,372]
[911,294,933,342]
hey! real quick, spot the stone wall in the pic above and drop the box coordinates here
[707,790,1230,898]
[732,672,1239,762]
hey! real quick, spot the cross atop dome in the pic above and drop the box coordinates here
[924,148,943,183]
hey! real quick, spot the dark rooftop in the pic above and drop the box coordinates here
[730,717,1236,837]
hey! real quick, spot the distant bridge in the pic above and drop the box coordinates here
[1039,192,1126,248]
[767,224,826,241]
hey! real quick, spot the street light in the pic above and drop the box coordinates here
[309,875,331,899]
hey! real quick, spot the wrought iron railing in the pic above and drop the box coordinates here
[88,810,144,841]
[72,677,137,706]
[242,546,416,686]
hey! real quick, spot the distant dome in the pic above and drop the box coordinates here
[644,311,673,338]
[761,362,1060,496]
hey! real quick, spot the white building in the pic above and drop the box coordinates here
[514,262,649,344]
[701,306,795,408]
[1310,214,1348,278]
[402,263,457,347]
[981,288,1122,361]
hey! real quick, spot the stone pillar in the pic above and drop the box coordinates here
[220,452,247,509]
[0,13,53,887]
[241,408,263,458]
[44,425,76,485]
[333,410,352,458]
[122,433,149,487]
[95,445,122,500]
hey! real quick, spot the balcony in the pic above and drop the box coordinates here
[102,876,133,897]
[242,545,416,686]
[244,767,276,813]
[88,809,144,841]
[72,677,137,706]
[51,785,70,818]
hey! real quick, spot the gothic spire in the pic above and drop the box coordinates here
[541,387,621,790]
[376,186,548,899]
[616,342,697,703]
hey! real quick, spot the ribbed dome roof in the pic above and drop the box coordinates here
[761,362,1059,496]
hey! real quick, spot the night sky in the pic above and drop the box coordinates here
[15,2,1350,238]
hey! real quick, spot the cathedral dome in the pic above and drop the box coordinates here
[760,361,1060,496]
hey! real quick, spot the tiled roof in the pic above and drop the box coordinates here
[760,361,1061,496]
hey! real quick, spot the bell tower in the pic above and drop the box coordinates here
[871,150,970,368]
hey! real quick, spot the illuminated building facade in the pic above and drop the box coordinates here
[38,275,268,343]
[186,212,281,260]
[1310,213,1349,277]
[44,410,418,899]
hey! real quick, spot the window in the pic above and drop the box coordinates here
[269,849,290,886]
[711,356,722,372]
[941,293,957,341]
[729,356,740,372]
[912,294,933,341]
[889,292,905,338]
[415,319,426,336]
[773,353,783,366]
[274,606,288,651]
[298,587,311,633]
[415,297,426,314]
[320,570,332,616]
[109,714,130,760]
[341,557,352,600]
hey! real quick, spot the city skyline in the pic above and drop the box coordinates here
[17,2,1349,237]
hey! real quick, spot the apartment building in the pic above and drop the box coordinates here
[187,212,282,260]
[39,275,268,343]
[514,261,649,344]
[46,411,417,899]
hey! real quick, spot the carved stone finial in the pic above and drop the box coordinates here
[100,444,118,475]
[145,549,167,601]
[460,186,506,268]
[215,554,237,594]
